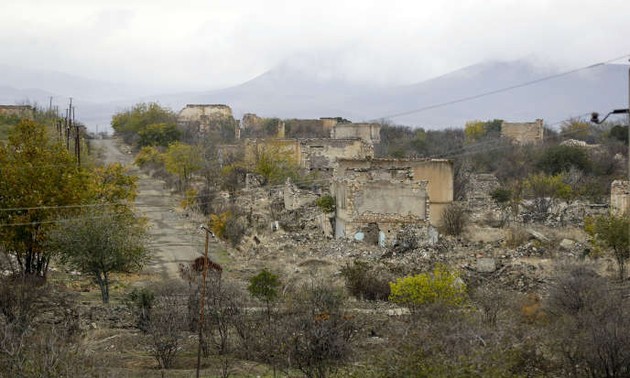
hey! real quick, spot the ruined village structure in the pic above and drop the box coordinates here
[176,104,453,245]
[500,119,544,144]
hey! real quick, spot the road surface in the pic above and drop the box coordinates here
[92,138,208,279]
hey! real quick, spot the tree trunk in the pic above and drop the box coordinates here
[95,271,110,304]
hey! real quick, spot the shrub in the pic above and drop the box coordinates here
[389,264,467,314]
[125,287,155,332]
[316,195,335,213]
[341,261,391,301]
[536,144,591,175]
[440,203,467,236]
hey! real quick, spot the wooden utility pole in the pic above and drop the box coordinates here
[196,227,210,378]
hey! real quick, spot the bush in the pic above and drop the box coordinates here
[536,144,591,175]
[316,195,335,213]
[125,287,155,332]
[440,203,467,236]
[389,264,467,314]
[341,261,391,301]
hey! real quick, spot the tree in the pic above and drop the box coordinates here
[0,119,89,277]
[585,214,630,280]
[464,120,486,142]
[163,141,202,191]
[545,263,630,376]
[284,281,357,378]
[389,265,467,315]
[536,144,591,175]
[111,102,177,145]
[251,142,300,186]
[46,209,150,303]
[248,269,281,319]
[137,122,181,148]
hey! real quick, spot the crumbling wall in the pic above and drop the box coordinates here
[243,139,301,167]
[501,119,544,144]
[177,104,235,134]
[611,180,630,216]
[331,122,381,143]
[0,105,34,118]
[334,158,453,226]
[333,176,429,245]
[300,138,373,171]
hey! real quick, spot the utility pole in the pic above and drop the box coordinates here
[196,226,211,378]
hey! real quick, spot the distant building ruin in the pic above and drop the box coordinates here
[240,114,381,143]
[331,158,453,243]
[611,180,630,216]
[177,104,236,136]
[501,119,544,144]
[0,105,34,119]
[243,137,374,172]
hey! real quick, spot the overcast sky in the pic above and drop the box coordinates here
[2,0,629,91]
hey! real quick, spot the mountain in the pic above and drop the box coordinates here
[156,60,628,129]
[1,60,627,131]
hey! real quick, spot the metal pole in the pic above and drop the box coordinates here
[196,229,209,378]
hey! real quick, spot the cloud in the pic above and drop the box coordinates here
[1,0,629,91]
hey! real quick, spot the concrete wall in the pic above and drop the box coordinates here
[334,158,453,225]
[331,122,381,143]
[501,119,544,144]
[611,180,630,216]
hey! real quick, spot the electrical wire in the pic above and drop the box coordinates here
[375,54,630,120]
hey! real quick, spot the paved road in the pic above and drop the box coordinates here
[92,138,207,279]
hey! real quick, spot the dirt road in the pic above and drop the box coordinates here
[92,138,209,279]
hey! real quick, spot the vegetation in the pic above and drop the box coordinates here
[316,195,335,213]
[46,209,150,303]
[111,102,177,146]
[389,265,467,314]
[585,214,630,280]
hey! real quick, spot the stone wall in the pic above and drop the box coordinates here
[333,175,429,245]
[334,158,453,226]
[300,138,373,171]
[501,119,544,144]
[0,105,34,118]
[331,122,381,143]
[611,180,630,216]
[243,138,373,172]
[177,104,235,134]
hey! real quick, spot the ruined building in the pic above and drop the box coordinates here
[611,180,630,216]
[177,104,236,136]
[0,105,34,118]
[240,117,381,172]
[331,158,453,244]
[501,119,544,144]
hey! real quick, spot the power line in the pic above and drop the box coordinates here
[376,54,630,121]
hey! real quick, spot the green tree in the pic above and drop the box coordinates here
[46,209,150,303]
[585,214,630,280]
[389,265,467,314]
[137,122,181,147]
[0,119,88,277]
[536,144,591,175]
[163,141,202,191]
[248,269,281,319]
[111,102,177,145]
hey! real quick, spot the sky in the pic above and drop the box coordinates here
[2,0,630,92]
